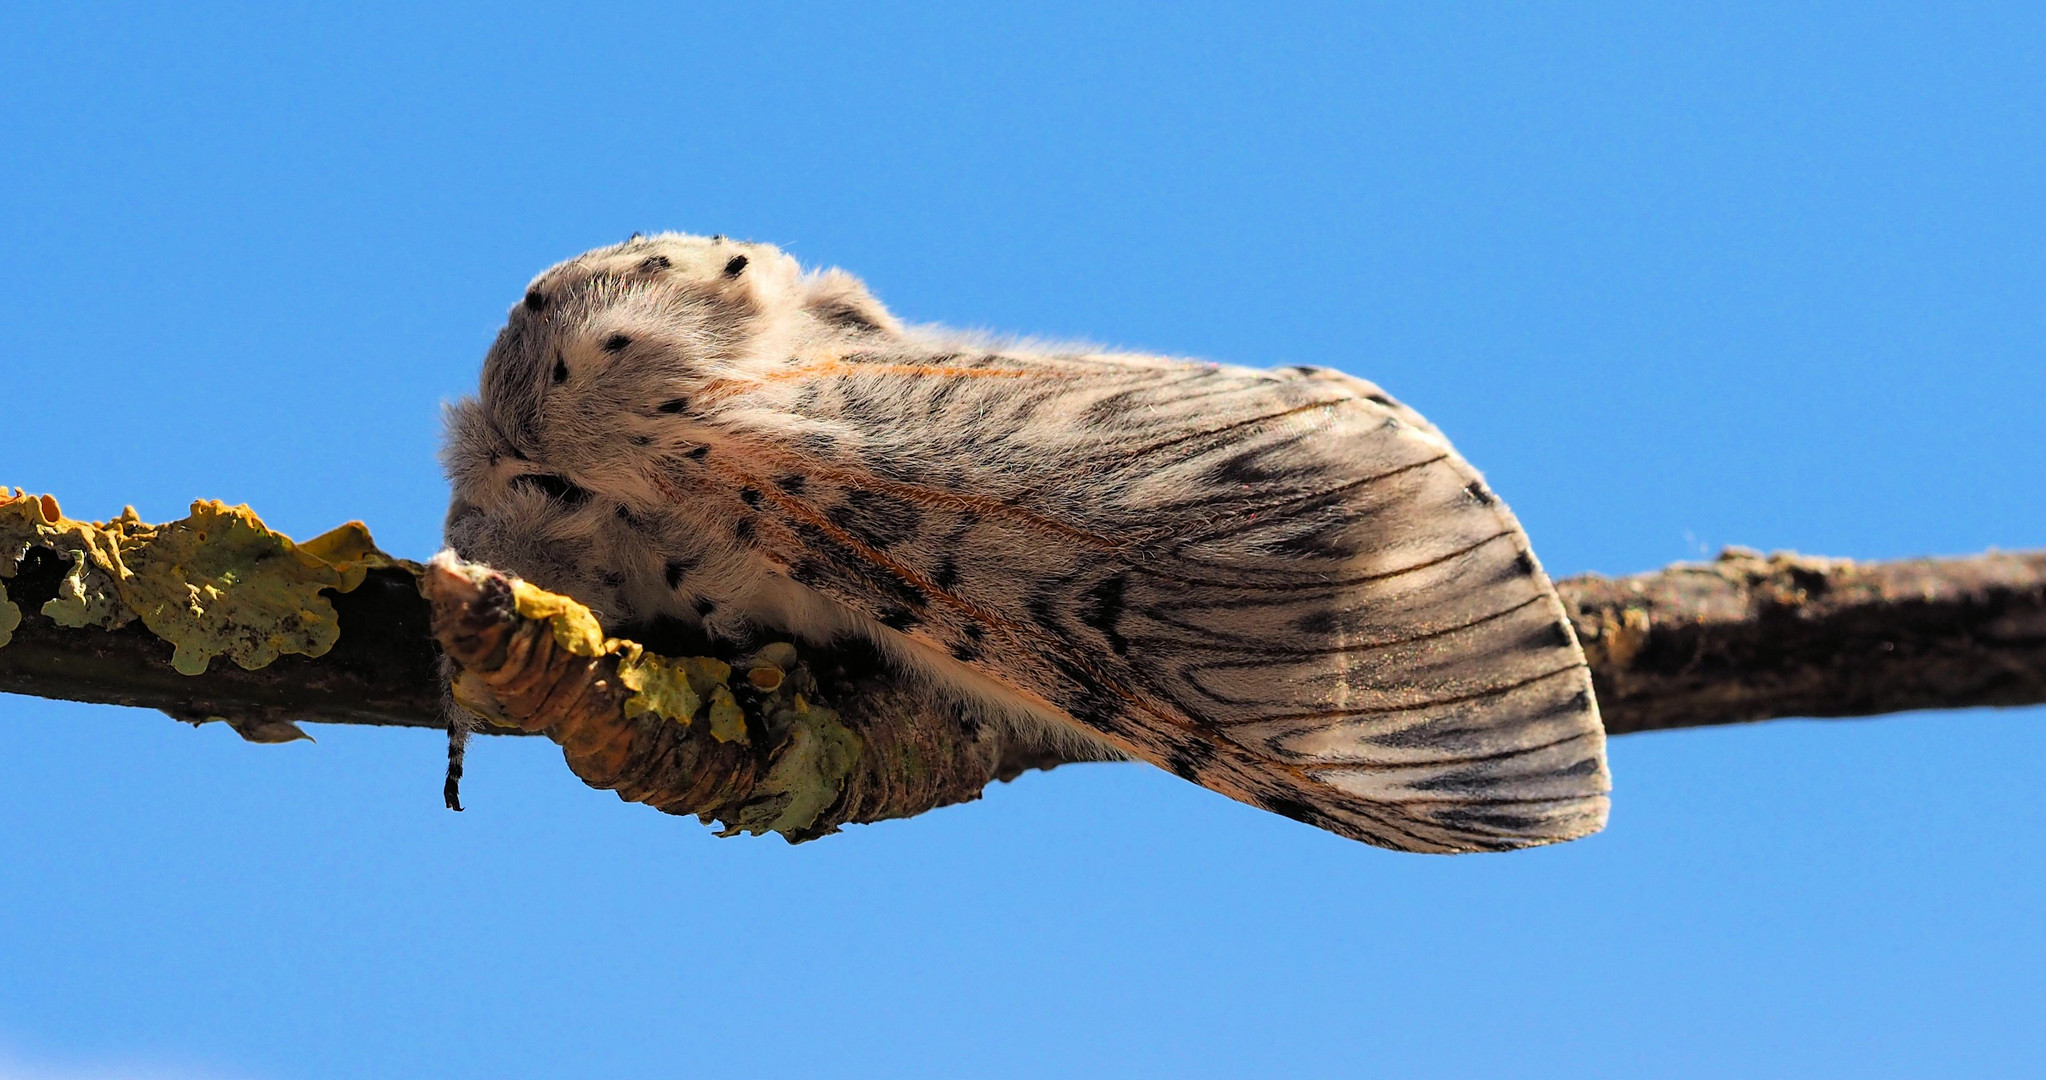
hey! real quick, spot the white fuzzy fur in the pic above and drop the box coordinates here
[442,232,1610,852]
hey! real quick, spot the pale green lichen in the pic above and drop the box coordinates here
[0,591,19,649]
[0,490,407,675]
[717,692,862,838]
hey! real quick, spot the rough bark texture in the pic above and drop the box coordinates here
[423,557,1035,837]
[1570,547,2046,735]
[3,522,2042,836]
[9,544,2039,742]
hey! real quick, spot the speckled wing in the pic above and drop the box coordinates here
[725,348,1610,852]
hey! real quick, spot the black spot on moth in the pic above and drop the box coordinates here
[773,474,807,494]
[664,558,695,589]
[603,333,632,352]
[639,255,672,271]
[512,473,591,506]
[552,353,568,384]
[684,445,710,460]
[733,518,755,542]
[1270,520,1360,560]
[812,300,883,332]
[657,398,690,414]
[739,487,762,507]
[877,606,920,631]
[1261,794,1328,828]
[1295,609,1339,635]
[1082,573,1130,655]
[1059,687,1131,738]
[1527,620,1575,651]
[523,289,548,312]
[1208,446,1278,487]
[1464,480,1496,506]
[1026,592,1058,627]
[825,489,923,549]
[1165,739,1217,782]
[723,254,748,277]
[694,596,718,617]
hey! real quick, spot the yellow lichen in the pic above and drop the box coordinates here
[1594,607,1653,670]
[296,521,391,592]
[706,684,748,742]
[503,577,754,740]
[120,501,401,675]
[431,556,869,842]
[507,578,609,657]
[42,547,128,630]
[0,490,137,636]
[0,491,408,675]
[617,649,731,727]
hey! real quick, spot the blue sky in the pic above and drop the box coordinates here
[2,4,2041,1078]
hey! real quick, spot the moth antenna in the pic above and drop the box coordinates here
[444,717,468,812]
[439,660,477,812]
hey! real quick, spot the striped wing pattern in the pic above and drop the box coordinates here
[708,348,1610,852]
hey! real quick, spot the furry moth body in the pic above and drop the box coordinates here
[442,233,1611,853]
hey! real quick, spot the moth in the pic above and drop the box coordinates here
[442,232,1610,853]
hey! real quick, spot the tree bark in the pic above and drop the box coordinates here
[1567,547,2046,734]
[2,502,2041,837]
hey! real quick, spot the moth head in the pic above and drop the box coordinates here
[438,395,629,617]
[471,233,900,473]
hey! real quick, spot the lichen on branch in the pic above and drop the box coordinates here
[2,490,2042,842]
[426,554,1006,841]
[0,491,438,739]
[0,489,406,675]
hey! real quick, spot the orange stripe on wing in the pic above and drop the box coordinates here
[768,361,1060,382]
[696,357,1080,405]
[741,447,1125,551]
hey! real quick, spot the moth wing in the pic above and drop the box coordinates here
[737,350,1609,852]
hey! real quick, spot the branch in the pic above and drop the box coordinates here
[2,492,2040,838]
[1568,547,2046,734]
